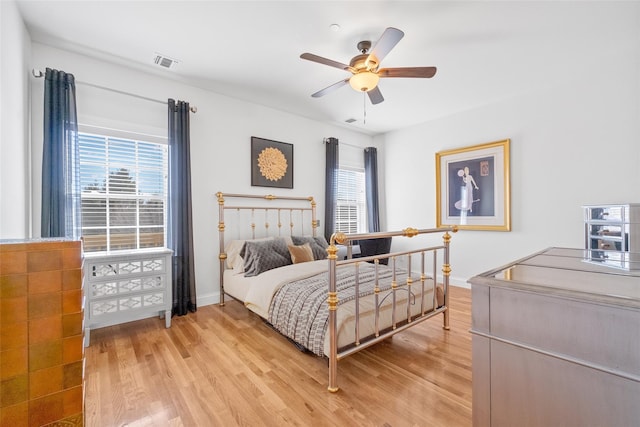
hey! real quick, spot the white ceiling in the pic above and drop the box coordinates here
[15,0,606,135]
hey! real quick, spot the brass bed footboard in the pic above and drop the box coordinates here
[326,226,457,392]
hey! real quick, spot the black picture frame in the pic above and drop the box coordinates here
[251,137,294,189]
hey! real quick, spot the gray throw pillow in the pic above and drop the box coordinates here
[313,235,329,249]
[241,238,292,277]
[291,235,327,260]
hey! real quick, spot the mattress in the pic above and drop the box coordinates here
[223,260,438,357]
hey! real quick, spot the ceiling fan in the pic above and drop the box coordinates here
[300,27,437,105]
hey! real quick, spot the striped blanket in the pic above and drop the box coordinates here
[267,263,410,356]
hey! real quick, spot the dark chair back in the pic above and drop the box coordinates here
[358,237,392,265]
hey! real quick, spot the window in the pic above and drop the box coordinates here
[78,131,168,253]
[335,167,367,234]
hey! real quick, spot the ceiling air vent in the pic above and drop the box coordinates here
[153,53,179,69]
[345,118,357,124]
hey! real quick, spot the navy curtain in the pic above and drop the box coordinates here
[324,137,339,241]
[168,99,197,316]
[364,147,380,232]
[41,68,80,238]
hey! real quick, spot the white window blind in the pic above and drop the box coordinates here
[78,132,168,252]
[335,167,367,234]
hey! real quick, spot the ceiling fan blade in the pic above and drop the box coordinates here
[366,27,405,68]
[311,78,350,98]
[378,67,437,78]
[367,86,384,105]
[300,53,351,71]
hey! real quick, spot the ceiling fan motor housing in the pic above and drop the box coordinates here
[349,44,380,92]
[349,54,370,71]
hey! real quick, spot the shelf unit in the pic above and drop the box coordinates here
[583,203,640,269]
[84,249,172,346]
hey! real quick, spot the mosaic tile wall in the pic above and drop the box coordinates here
[1,239,84,426]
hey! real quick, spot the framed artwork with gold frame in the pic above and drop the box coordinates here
[435,139,511,231]
[251,136,293,189]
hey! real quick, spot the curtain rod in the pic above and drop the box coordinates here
[323,138,366,150]
[31,68,197,113]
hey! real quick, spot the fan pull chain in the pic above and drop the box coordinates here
[363,92,367,125]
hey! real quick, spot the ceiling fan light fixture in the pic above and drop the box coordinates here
[349,71,379,92]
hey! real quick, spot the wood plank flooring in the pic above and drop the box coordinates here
[84,286,472,426]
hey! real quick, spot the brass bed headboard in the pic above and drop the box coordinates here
[216,192,317,305]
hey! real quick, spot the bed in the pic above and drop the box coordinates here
[216,192,457,392]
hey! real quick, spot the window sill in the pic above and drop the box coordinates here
[84,248,172,258]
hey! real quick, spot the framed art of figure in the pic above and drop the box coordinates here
[251,136,293,189]
[435,139,511,231]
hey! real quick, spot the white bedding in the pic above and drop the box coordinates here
[223,260,438,357]
[224,260,327,318]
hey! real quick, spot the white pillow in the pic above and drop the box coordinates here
[282,235,294,247]
[225,237,274,272]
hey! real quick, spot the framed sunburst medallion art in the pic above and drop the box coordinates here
[251,137,293,189]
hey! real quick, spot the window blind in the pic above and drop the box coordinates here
[335,168,366,234]
[78,132,168,252]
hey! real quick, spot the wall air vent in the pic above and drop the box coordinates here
[153,53,179,69]
[345,118,357,124]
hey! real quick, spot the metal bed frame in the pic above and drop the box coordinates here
[216,192,457,392]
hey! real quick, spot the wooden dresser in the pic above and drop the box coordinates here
[0,239,84,426]
[469,247,640,427]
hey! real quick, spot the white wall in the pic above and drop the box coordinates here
[28,44,373,305]
[383,2,640,286]
[18,2,639,301]
[0,0,31,239]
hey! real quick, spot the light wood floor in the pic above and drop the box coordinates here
[85,286,472,427]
